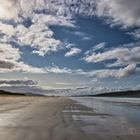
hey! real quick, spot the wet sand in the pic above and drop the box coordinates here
[0,96,140,140]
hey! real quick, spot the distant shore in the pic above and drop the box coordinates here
[74,90,140,98]
[1,89,140,98]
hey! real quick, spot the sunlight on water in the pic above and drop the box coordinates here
[71,97,140,134]
[72,97,140,124]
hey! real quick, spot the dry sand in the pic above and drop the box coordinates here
[0,96,139,140]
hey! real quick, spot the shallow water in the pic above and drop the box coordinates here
[70,97,140,135]
[72,97,140,124]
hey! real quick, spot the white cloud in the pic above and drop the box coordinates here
[84,42,106,55]
[128,29,140,39]
[0,0,76,57]
[65,30,92,40]
[44,65,87,75]
[16,22,61,56]
[65,47,81,57]
[84,45,140,67]
[94,0,140,39]
[65,43,76,49]
[73,31,87,37]
[0,43,47,73]
[0,0,139,58]
[0,15,75,56]
[83,36,92,41]
[73,31,92,41]
[32,14,75,27]
[0,43,20,70]
[0,0,20,19]
[0,0,139,80]
[84,47,128,63]
[43,64,139,79]
[88,64,137,78]
[0,44,83,74]
[94,0,140,28]
[1,0,140,28]
[0,43,20,62]
[0,0,96,19]
[45,65,72,74]
[83,43,140,78]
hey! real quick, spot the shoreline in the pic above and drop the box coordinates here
[0,96,140,140]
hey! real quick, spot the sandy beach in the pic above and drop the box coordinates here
[0,96,140,140]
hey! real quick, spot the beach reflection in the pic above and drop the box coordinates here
[71,97,140,134]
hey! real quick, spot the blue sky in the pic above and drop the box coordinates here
[0,0,140,96]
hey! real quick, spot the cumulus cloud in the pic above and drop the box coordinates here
[10,0,139,28]
[43,64,138,79]
[0,43,49,73]
[0,15,75,56]
[82,42,140,78]
[0,43,20,71]
[0,0,76,57]
[0,0,140,26]
[0,43,84,75]
[83,45,140,68]
[93,0,140,39]
[0,41,138,79]
[0,0,96,20]
[88,64,137,78]
[94,0,140,28]
[95,0,140,38]
[45,64,139,78]
[0,14,79,73]
[0,0,139,58]
[0,0,139,80]
[1,0,140,27]
[128,29,140,39]
[65,47,81,57]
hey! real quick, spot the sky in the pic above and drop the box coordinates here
[0,0,140,96]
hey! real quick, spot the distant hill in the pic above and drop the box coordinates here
[91,90,140,97]
[0,90,26,96]
[0,90,45,96]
